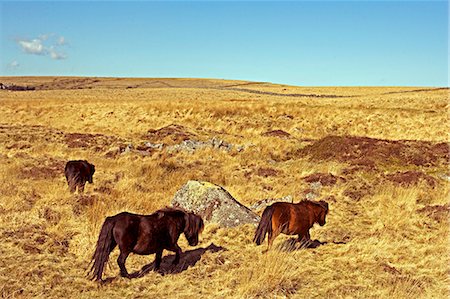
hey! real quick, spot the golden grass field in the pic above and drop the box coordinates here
[0,77,449,298]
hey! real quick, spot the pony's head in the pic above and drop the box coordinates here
[183,212,204,246]
[315,200,329,226]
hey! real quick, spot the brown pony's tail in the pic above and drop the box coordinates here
[88,216,116,281]
[253,205,274,245]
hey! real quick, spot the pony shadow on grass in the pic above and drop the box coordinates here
[277,238,347,252]
[130,243,225,278]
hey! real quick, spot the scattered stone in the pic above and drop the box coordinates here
[309,181,323,191]
[300,179,324,201]
[304,189,319,201]
[0,83,35,91]
[250,195,293,213]
[168,137,235,153]
[123,143,133,153]
[144,142,164,150]
[171,180,260,227]
[438,173,450,182]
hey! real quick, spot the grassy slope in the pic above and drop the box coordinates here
[0,77,448,298]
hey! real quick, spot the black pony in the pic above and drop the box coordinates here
[89,208,204,281]
[64,160,95,193]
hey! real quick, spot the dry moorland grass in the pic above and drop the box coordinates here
[0,77,449,298]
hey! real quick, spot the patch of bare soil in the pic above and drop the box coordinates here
[294,135,449,167]
[385,171,437,187]
[302,173,344,186]
[261,130,292,138]
[418,204,450,222]
[146,124,198,145]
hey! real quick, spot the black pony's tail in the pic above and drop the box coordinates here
[253,205,274,245]
[88,217,116,281]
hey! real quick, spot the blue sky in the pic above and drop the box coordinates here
[0,1,448,86]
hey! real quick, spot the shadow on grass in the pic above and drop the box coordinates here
[130,243,225,278]
[277,238,347,251]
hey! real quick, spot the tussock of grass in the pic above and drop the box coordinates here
[0,78,448,298]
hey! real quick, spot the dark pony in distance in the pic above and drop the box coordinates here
[89,208,204,281]
[64,160,95,193]
[254,200,329,249]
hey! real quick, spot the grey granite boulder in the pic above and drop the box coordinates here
[171,180,260,227]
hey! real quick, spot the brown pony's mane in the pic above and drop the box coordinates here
[298,199,329,211]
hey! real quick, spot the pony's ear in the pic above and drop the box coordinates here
[198,216,204,234]
[319,200,329,211]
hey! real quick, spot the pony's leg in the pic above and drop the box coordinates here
[266,229,280,252]
[267,230,273,250]
[154,249,163,270]
[298,231,311,244]
[117,251,131,278]
[78,182,85,193]
[171,244,182,265]
[68,180,76,193]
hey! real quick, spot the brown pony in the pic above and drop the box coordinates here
[254,200,329,249]
[89,208,204,281]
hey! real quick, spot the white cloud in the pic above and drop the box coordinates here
[8,60,20,69]
[49,47,66,60]
[38,33,51,41]
[18,38,46,55]
[16,34,68,60]
[57,36,66,46]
